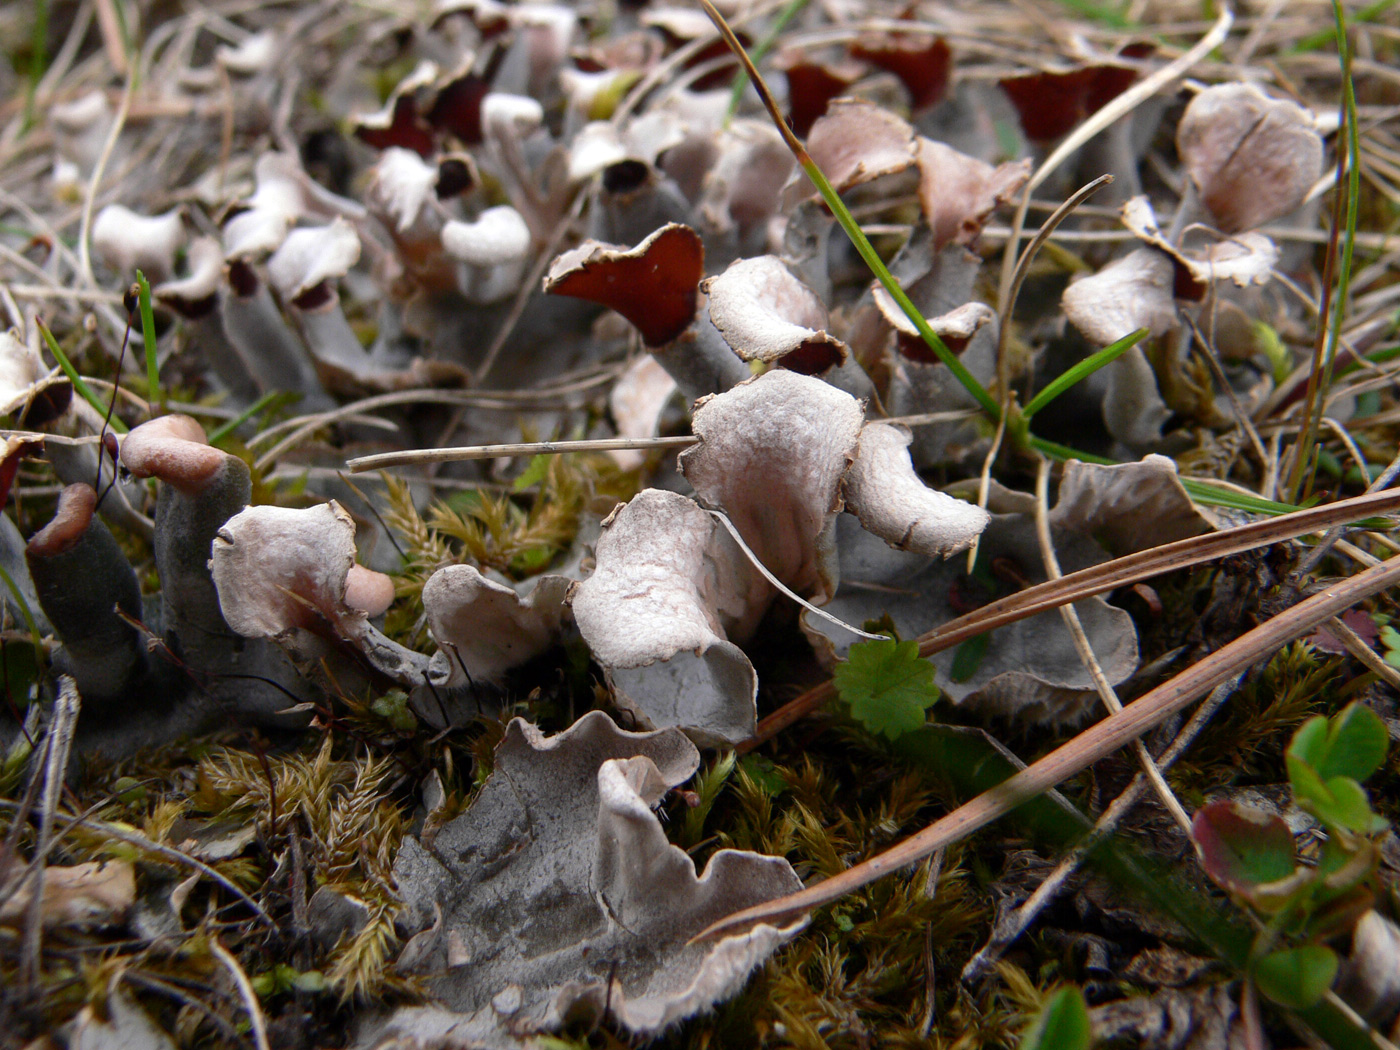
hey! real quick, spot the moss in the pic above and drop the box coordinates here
[378,451,637,645]
[1173,641,1340,795]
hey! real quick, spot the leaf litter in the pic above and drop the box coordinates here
[0,0,1399,1047]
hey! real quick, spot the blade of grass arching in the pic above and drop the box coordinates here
[723,0,810,127]
[22,0,49,133]
[1022,329,1145,419]
[697,0,1001,422]
[35,318,128,434]
[806,161,1001,418]
[743,486,1400,751]
[997,173,1115,389]
[1175,481,1302,515]
[135,271,161,416]
[1027,436,1303,516]
[207,391,287,445]
[700,552,1400,945]
[1293,1,1361,503]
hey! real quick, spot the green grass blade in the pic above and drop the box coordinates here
[0,562,47,677]
[698,0,1001,421]
[1292,0,1395,53]
[208,390,286,444]
[136,270,161,415]
[724,0,810,126]
[1179,481,1303,516]
[800,157,1002,420]
[22,0,49,133]
[1028,436,1305,515]
[1291,2,1361,501]
[1023,328,1145,419]
[1308,1,1361,495]
[1025,436,1113,466]
[35,318,128,434]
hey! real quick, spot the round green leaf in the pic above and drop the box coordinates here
[1255,945,1338,1009]
[1191,799,1297,893]
[833,638,940,740]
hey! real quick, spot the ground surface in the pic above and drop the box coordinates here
[1,1,1399,1048]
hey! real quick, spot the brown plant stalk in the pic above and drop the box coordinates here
[745,485,1400,749]
[702,550,1400,940]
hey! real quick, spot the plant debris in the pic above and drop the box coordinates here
[1,0,1399,1047]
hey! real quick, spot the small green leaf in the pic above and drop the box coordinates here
[371,690,417,732]
[112,776,147,806]
[1282,716,1327,767]
[1287,706,1386,783]
[833,637,940,740]
[1254,945,1338,1009]
[1320,775,1386,833]
[512,454,551,492]
[1020,987,1093,1050]
[737,754,788,797]
[1191,800,1297,894]
[1253,319,1291,384]
[1317,704,1388,782]
[1380,625,1400,668]
[1022,328,1146,419]
[1287,754,1385,834]
[1286,705,1389,832]
[949,633,990,683]
[1288,706,1385,784]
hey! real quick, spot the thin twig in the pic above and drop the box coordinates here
[1032,457,1193,834]
[742,486,1400,750]
[1182,311,1271,471]
[706,509,884,640]
[961,673,1243,983]
[78,72,136,292]
[996,173,1114,375]
[1326,613,1400,690]
[1320,416,1373,490]
[347,435,698,473]
[93,0,130,76]
[347,412,985,472]
[1,284,126,305]
[0,800,278,929]
[968,410,1008,575]
[247,377,615,452]
[1296,444,1400,574]
[210,937,271,1050]
[21,677,80,988]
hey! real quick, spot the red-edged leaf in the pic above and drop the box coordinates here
[1192,799,1296,894]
